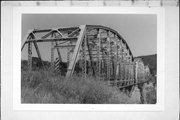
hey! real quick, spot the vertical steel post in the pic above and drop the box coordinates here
[132,62,134,84]
[119,40,122,86]
[115,35,118,86]
[107,31,111,85]
[67,48,70,66]
[135,61,138,84]
[82,32,87,80]
[130,63,133,84]
[97,29,101,81]
[117,41,121,86]
[129,62,131,84]
[101,36,105,80]
[127,54,129,85]
[128,60,131,84]
[102,50,105,80]
[28,41,32,72]
[51,42,54,71]
[132,63,134,84]
[124,47,127,86]
[67,41,73,67]
[122,43,125,86]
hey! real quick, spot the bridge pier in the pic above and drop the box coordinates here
[138,83,147,104]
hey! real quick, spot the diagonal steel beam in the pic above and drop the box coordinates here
[30,32,44,68]
[68,28,80,37]
[41,30,54,39]
[66,25,86,77]
[56,29,64,38]
[21,30,33,51]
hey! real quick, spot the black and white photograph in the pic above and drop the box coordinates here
[1,2,179,120]
[21,14,157,104]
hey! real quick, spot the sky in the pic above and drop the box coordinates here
[21,14,157,61]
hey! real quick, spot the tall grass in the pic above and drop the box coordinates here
[21,69,131,104]
[21,69,157,104]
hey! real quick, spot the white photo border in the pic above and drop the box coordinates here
[13,7,165,111]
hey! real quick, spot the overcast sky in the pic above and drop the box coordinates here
[22,14,157,61]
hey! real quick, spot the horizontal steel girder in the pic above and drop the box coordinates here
[25,37,78,43]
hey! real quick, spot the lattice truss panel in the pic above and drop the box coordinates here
[21,25,150,88]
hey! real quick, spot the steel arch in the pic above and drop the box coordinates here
[21,24,150,89]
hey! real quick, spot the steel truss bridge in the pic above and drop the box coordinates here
[21,25,150,100]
